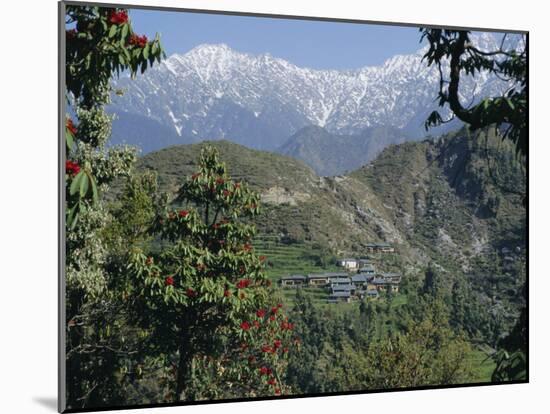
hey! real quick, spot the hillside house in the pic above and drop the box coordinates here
[372,276,400,293]
[358,263,376,275]
[327,291,352,303]
[330,277,352,287]
[366,243,395,254]
[351,274,372,288]
[337,258,359,270]
[279,274,306,288]
[365,288,379,299]
[330,284,355,295]
[307,272,348,287]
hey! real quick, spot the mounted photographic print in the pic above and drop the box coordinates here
[59,1,528,412]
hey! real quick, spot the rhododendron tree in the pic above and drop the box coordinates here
[63,4,164,409]
[127,147,296,400]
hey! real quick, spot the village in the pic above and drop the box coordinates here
[278,243,402,304]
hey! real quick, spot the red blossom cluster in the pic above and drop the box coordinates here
[280,321,294,331]
[66,118,77,135]
[243,243,252,252]
[165,276,174,286]
[186,288,197,298]
[128,33,148,48]
[236,279,250,289]
[223,289,232,297]
[223,190,231,197]
[259,366,272,376]
[178,210,189,218]
[66,160,80,176]
[256,309,266,318]
[109,9,128,25]
[215,177,225,185]
[259,255,267,262]
[240,321,251,331]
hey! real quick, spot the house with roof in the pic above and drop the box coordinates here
[307,272,348,287]
[358,263,376,275]
[371,276,400,293]
[351,274,372,288]
[327,290,352,303]
[279,274,307,288]
[365,288,379,299]
[337,258,359,270]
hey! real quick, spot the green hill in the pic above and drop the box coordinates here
[137,130,526,332]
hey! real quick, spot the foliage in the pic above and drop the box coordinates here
[126,147,296,400]
[64,5,165,409]
[420,29,527,158]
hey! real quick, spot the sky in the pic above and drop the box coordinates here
[128,8,424,70]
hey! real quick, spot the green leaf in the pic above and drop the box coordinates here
[121,23,129,41]
[69,171,84,196]
[108,24,117,38]
[143,43,150,60]
[66,131,74,151]
[80,172,90,197]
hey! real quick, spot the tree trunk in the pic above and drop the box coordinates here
[175,323,193,400]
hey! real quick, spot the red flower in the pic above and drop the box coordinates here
[274,388,281,395]
[259,255,267,262]
[66,29,77,39]
[186,288,197,297]
[65,160,80,176]
[261,345,273,353]
[267,378,276,386]
[66,118,77,135]
[165,276,174,286]
[269,315,276,322]
[240,321,251,331]
[216,177,225,185]
[273,339,282,349]
[256,309,266,318]
[223,190,231,197]
[178,210,189,218]
[109,9,128,25]
[243,243,252,252]
[253,320,260,328]
[277,303,283,308]
[128,33,148,48]
[259,366,270,376]
[270,306,278,315]
[236,279,250,289]
[223,289,231,297]
[282,347,289,353]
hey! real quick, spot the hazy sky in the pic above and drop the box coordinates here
[128,8,424,70]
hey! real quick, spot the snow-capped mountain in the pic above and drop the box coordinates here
[109,32,522,152]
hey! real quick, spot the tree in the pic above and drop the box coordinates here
[365,302,473,389]
[64,5,164,408]
[421,29,527,158]
[422,263,443,299]
[127,147,296,400]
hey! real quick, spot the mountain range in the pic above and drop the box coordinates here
[110,32,521,174]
